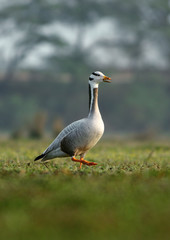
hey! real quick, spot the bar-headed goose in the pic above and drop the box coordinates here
[34,71,111,168]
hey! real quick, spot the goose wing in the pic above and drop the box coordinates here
[43,119,85,155]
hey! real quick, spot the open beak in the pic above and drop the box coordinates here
[103,75,111,83]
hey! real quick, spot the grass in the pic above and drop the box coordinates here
[0,138,170,240]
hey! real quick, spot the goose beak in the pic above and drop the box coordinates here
[103,75,111,83]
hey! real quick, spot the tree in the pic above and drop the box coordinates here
[0,0,170,82]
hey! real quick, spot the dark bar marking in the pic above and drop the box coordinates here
[92,72,100,76]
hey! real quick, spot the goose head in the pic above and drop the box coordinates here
[89,71,111,87]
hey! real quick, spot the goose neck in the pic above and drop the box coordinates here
[88,83,100,118]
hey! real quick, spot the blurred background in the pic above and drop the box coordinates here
[0,0,170,139]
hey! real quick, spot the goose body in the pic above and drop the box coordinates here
[34,71,111,167]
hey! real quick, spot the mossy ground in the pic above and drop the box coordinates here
[0,139,170,240]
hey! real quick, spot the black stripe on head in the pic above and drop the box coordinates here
[92,72,100,77]
[89,77,94,81]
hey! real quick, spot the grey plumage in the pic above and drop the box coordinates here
[34,71,111,166]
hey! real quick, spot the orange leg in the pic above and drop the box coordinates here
[72,157,97,168]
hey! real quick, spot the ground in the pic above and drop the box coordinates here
[0,139,170,240]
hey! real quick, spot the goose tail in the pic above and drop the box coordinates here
[34,153,45,161]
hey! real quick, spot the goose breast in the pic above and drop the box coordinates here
[60,118,104,156]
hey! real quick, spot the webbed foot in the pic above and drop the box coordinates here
[71,157,97,169]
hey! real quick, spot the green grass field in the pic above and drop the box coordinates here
[0,139,170,240]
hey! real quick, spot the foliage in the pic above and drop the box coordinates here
[0,139,169,240]
[1,0,170,80]
[1,71,170,133]
[1,0,170,134]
